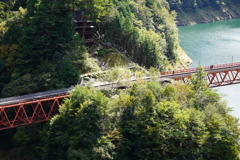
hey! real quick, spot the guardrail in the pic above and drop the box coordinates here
[161,62,240,75]
[2,62,240,107]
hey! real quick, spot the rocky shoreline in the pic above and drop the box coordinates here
[175,47,192,70]
[175,5,240,26]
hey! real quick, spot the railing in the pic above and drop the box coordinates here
[161,62,240,75]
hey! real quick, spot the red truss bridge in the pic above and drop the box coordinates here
[1,62,240,131]
[0,89,70,131]
[161,62,240,88]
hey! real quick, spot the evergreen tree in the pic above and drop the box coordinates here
[11,82,240,159]
[100,0,179,69]
[16,0,74,77]
[1,0,83,96]
[75,0,112,22]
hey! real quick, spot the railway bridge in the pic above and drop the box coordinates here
[1,62,240,131]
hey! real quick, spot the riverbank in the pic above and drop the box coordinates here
[175,3,240,26]
[175,47,192,69]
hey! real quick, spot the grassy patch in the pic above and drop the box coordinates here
[100,52,129,67]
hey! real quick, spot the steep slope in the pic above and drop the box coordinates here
[0,0,191,97]
[167,0,240,25]
[99,0,186,69]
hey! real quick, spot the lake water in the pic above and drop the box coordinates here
[179,19,240,118]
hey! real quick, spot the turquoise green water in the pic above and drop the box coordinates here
[179,19,240,118]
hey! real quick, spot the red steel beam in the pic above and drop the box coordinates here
[0,95,69,131]
[173,69,240,87]
[1,62,240,131]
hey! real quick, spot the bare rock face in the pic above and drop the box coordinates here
[176,5,240,26]
[175,47,193,70]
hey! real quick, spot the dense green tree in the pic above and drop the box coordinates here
[116,83,209,159]
[43,86,115,160]
[15,0,75,76]
[10,77,240,160]
[113,69,240,159]
[12,0,28,10]
[0,3,26,97]
[75,0,113,22]
[0,0,85,97]
[100,0,179,69]
[1,1,240,159]
[189,67,221,110]
[167,0,235,11]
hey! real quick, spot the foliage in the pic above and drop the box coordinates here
[112,68,240,159]
[0,0,181,98]
[0,0,87,97]
[6,68,240,160]
[74,0,113,22]
[15,0,75,76]
[104,68,131,84]
[167,0,236,11]
[0,2,26,96]
[100,52,129,67]
[1,1,240,159]
[99,0,179,69]
[43,86,115,160]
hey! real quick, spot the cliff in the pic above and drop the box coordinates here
[173,2,240,26]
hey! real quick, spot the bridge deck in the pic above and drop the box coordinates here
[1,62,240,107]
[1,62,240,131]
[161,62,240,78]
[0,88,71,106]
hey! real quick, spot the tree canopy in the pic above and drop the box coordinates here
[167,0,236,11]
[99,0,179,69]
[0,0,86,97]
[0,0,182,97]
[37,68,240,160]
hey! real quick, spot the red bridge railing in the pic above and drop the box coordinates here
[161,62,240,75]
[161,62,240,88]
[1,62,240,131]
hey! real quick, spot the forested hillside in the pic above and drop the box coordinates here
[0,0,86,97]
[0,0,190,98]
[167,0,240,25]
[1,0,240,160]
[100,0,179,68]
[1,68,240,160]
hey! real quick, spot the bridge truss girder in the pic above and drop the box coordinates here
[0,95,68,131]
[174,70,240,88]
